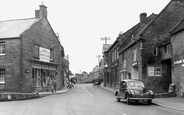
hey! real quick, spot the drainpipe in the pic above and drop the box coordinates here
[20,36,23,93]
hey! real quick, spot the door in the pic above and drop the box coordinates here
[119,81,127,99]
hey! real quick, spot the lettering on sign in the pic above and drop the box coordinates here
[39,47,50,62]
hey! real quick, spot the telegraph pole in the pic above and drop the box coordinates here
[101,37,111,44]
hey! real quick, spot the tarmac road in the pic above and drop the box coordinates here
[0,84,183,115]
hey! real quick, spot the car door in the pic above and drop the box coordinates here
[119,81,127,99]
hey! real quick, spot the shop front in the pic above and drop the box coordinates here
[31,60,58,92]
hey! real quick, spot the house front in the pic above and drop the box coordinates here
[170,17,184,97]
[0,4,65,93]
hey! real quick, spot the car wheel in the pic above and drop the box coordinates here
[126,94,130,105]
[148,99,152,105]
[116,95,120,102]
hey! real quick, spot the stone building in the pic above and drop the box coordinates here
[104,40,119,87]
[118,0,184,93]
[170,17,184,97]
[118,12,157,88]
[0,5,65,93]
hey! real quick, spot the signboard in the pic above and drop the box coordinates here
[148,66,154,76]
[155,66,161,76]
[148,66,162,77]
[39,47,50,62]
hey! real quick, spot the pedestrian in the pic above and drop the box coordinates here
[53,78,57,93]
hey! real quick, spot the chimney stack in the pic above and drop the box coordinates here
[35,4,47,18]
[140,12,147,24]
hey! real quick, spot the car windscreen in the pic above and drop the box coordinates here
[126,81,145,88]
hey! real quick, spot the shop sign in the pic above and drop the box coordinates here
[39,47,50,62]
[49,66,56,70]
[42,65,48,70]
[148,66,154,76]
[32,63,41,69]
[132,61,138,67]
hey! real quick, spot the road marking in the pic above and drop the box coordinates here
[84,84,94,97]
[121,113,127,115]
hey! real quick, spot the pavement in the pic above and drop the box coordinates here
[0,87,69,101]
[99,82,184,112]
[38,87,69,97]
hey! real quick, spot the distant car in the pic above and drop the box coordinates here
[115,79,154,105]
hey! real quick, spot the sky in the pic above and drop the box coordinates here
[0,0,170,74]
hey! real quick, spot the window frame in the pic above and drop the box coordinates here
[0,42,5,56]
[0,68,5,84]
[50,49,54,62]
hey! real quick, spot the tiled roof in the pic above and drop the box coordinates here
[0,18,40,39]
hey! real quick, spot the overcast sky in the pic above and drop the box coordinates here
[0,0,170,74]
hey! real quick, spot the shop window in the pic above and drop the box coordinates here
[36,69,41,87]
[0,42,5,55]
[0,68,5,84]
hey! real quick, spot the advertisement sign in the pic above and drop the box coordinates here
[148,66,154,76]
[39,47,50,62]
[155,66,161,76]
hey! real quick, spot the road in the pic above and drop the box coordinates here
[0,84,183,115]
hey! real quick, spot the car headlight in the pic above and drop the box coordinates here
[149,90,154,95]
[129,90,135,95]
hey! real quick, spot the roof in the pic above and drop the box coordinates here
[0,18,40,39]
[119,13,157,53]
[170,16,184,35]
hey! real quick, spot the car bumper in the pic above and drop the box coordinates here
[129,97,153,100]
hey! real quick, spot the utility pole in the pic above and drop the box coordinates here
[101,37,111,44]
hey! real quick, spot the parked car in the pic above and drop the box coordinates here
[115,79,154,105]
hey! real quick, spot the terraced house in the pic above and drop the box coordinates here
[0,5,65,93]
[118,0,184,93]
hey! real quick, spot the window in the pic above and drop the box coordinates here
[154,47,158,56]
[165,44,170,53]
[34,44,39,59]
[50,49,54,61]
[0,42,5,55]
[0,68,5,83]
[133,49,137,61]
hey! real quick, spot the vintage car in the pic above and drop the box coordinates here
[115,79,154,105]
